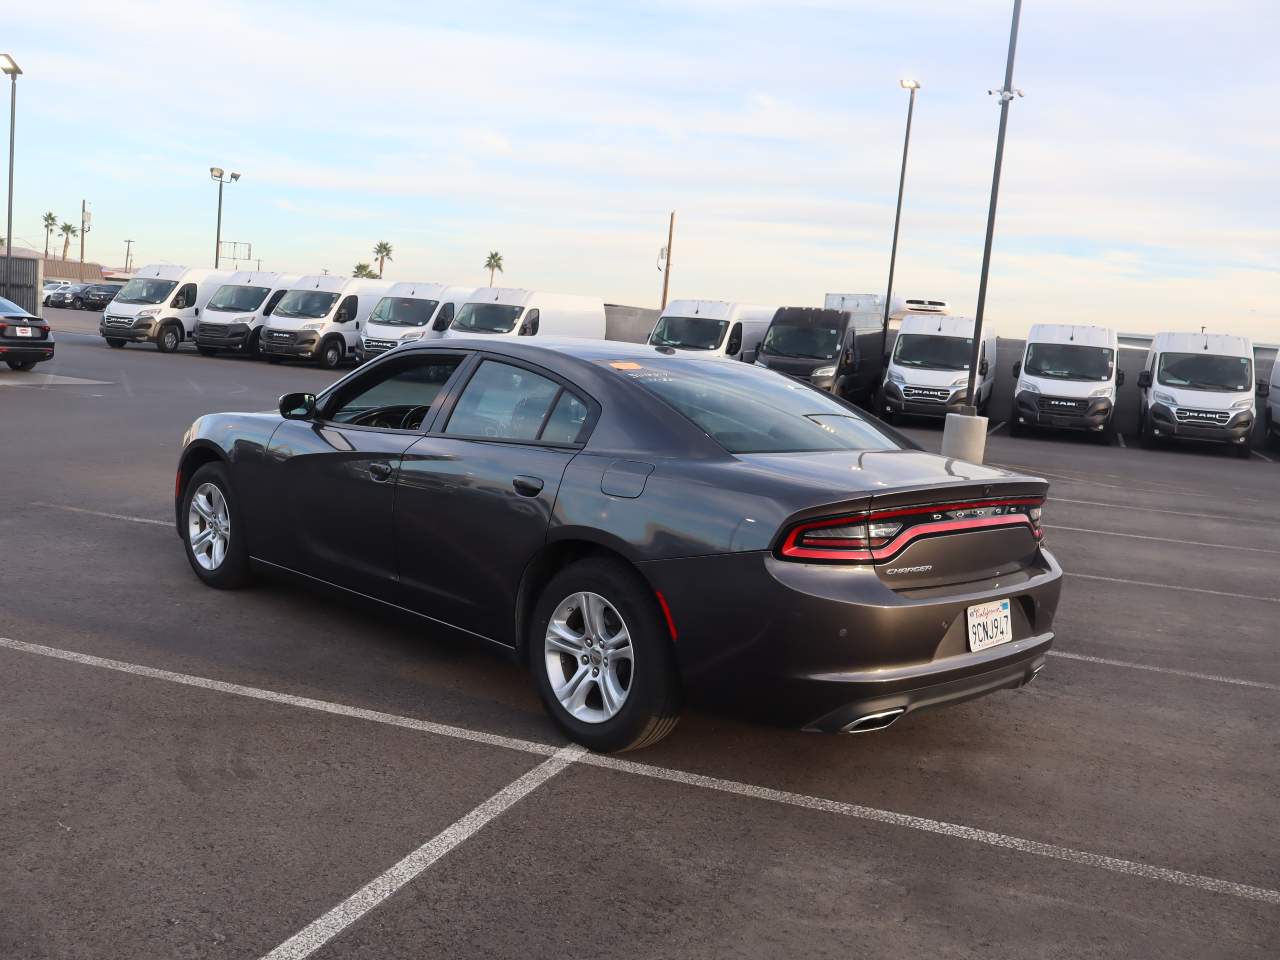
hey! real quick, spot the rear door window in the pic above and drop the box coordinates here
[445,359,587,443]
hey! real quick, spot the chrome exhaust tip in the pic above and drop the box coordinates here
[842,708,906,734]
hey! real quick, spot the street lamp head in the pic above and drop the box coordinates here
[230,172,240,182]
[900,78,920,90]
[0,54,21,77]
[210,166,224,180]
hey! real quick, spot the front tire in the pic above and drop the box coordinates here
[318,338,344,370]
[156,324,181,353]
[530,559,681,753]
[181,462,251,589]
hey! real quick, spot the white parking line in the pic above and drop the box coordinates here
[3,635,1278,908]
[34,502,171,527]
[1253,449,1275,463]
[1065,572,1280,605]
[1115,433,1126,448]
[261,745,584,960]
[1050,496,1280,527]
[1047,650,1280,692]
[987,420,1006,435]
[1046,524,1280,555]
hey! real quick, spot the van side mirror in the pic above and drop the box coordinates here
[1116,370,1126,387]
[740,349,757,364]
[1258,380,1271,397]
[1137,370,1152,389]
[1011,361,1021,378]
[279,392,316,420]
[979,359,989,377]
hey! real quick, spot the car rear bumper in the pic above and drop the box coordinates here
[641,545,1063,730]
[1014,391,1113,431]
[0,341,55,363]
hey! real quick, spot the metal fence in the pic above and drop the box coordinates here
[0,255,43,316]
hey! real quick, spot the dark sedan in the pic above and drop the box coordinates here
[0,296,55,370]
[175,338,1062,751]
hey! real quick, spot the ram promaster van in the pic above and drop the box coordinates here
[1009,324,1122,440]
[259,275,393,368]
[193,271,298,357]
[1137,332,1261,458]
[358,282,474,361]
[755,306,886,405]
[99,265,232,352]
[647,299,775,361]
[878,314,996,422]
[444,288,606,340]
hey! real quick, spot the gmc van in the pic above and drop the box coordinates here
[1010,324,1122,440]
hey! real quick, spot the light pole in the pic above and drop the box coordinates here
[1,54,21,299]
[124,239,134,272]
[210,167,240,268]
[940,0,1024,464]
[881,78,919,362]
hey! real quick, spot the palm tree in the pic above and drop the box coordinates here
[372,241,393,278]
[484,251,504,287]
[42,212,58,257]
[352,262,377,278]
[59,223,78,260]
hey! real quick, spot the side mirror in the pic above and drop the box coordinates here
[1116,370,1126,387]
[279,392,316,420]
[979,359,989,377]
[1258,380,1271,397]
[740,349,757,364]
[1137,370,1152,389]
[1011,361,1021,378]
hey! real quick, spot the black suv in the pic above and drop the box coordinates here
[47,283,89,309]
[80,284,124,311]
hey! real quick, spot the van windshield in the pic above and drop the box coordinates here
[369,297,440,328]
[1025,343,1114,381]
[1157,352,1251,392]
[893,334,972,371]
[207,285,271,313]
[452,303,523,334]
[115,278,178,305]
[650,315,729,351]
[273,290,339,320]
[761,315,844,359]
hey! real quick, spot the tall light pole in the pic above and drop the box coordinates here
[124,239,134,272]
[881,78,919,362]
[658,211,675,310]
[210,167,240,268]
[1,54,21,299]
[80,199,91,264]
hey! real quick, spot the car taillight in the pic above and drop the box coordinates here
[778,497,1044,563]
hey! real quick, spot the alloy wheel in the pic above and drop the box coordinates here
[544,591,634,724]
[187,481,231,571]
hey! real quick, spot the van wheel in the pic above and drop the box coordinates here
[181,462,251,589]
[156,324,181,353]
[530,559,681,753]
[106,338,126,348]
[318,338,344,370]
[197,345,218,357]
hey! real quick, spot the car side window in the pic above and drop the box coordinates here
[540,391,590,444]
[725,322,742,356]
[445,360,567,441]
[324,355,464,430]
[173,283,196,309]
[336,295,358,323]
[263,290,287,316]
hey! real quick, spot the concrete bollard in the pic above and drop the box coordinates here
[941,412,989,463]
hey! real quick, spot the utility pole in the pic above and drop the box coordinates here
[124,239,133,271]
[255,258,261,271]
[80,199,91,264]
[659,211,675,310]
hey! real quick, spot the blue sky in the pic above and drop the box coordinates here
[6,0,1279,338]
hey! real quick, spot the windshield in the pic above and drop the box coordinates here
[649,315,729,351]
[1024,343,1113,381]
[611,358,899,454]
[273,290,340,320]
[207,284,271,313]
[761,316,843,360]
[893,334,972,371]
[1157,352,1252,392]
[369,297,440,328]
[115,278,178,305]
[451,302,523,334]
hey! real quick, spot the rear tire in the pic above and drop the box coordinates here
[181,462,251,589]
[5,360,37,371]
[530,559,681,753]
[106,338,126,348]
[156,324,181,353]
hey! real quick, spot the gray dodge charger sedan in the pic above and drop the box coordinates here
[175,337,1063,752]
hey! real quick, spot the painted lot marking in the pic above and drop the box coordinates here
[987,420,1006,435]
[0,373,111,388]
[1048,650,1280,692]
[1066,572,1280,605]
[1046,524,1280,555]
[34,502,171,527]
[2,636,1277,912]
[1253,449,1275,463]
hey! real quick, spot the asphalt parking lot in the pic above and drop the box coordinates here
[1,308,1277,959]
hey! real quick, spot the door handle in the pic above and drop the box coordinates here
[368,461,394,482]
[512,475,544,497]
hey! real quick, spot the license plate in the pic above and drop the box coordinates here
[14,326,33,337]
[967,599,1013,651]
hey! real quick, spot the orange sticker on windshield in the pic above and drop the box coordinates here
[610,361,643,370]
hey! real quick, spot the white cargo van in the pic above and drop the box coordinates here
[99,264,233,353]
[877,314,996,422]
[1136,332,1260,458]
[259,275,393,368]
[647,299,775,361]
[1267,355,1279,448]
[444,288,605,340]
[1009,324,1123,440]
[193,271,298,357]
[358,281,474,362]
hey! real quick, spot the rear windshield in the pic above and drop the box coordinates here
[369,296,440,328]
[1157,352,1252,392]
[451,302,523,334]
[609,358,899,454]
[760,314,844,360]
[273,290,339,320]
[207,284,271,313]
[649,315,729,351]
[1025,343,1113,381]
[893,334,972,371]
[115,278,177,304]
